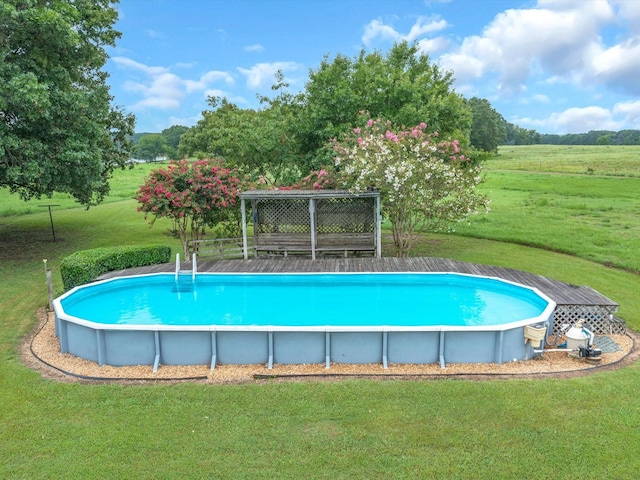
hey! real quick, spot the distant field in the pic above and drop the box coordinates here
[493,145,640,177]
[0,161,166,217]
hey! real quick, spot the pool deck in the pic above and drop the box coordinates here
[101,257,618,310]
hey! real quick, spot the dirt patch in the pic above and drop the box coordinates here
[22,308,639,384]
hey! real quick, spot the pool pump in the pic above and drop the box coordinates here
[577,345,602,364]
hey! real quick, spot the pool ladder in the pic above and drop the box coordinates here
[175,253,198,282]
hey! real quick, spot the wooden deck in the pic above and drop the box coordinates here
[102,256,618,309]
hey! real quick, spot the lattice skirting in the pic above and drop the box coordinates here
[552,305,625,335]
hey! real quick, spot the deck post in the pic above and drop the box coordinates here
[241,198,248,259]
[309,198,316,260]
[375,195,382,258]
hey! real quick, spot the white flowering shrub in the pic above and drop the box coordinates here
[333,117,488,256]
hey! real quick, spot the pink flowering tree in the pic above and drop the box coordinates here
[296,167,344,190]
[135,159,242,257]
[333,117,488,256]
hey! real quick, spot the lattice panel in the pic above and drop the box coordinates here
[256,199,310,234]
[552,305,624,335]
[316,197,375,234]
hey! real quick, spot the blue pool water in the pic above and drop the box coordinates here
[60,273,550,328]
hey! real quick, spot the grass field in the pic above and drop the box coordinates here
[2,146,640,478]
[453,171,640,272]
[493,144,640,177]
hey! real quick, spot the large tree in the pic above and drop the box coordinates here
[0,0,135,206]
[134,134,168,162]
[467,97,506,153]
[178,96,302,185]
[299,41,471,168]
[161,125,189,150]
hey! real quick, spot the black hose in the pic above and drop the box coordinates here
[28,313,208,383]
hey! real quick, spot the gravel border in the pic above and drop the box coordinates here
[22,308,638,384]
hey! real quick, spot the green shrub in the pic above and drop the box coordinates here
[60,245,171,290]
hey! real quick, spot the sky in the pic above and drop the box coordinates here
[105,0,640,135]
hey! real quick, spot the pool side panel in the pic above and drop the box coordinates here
[273,332,325,364]
[160,331,212,365]
[387,332,440,364]
[217,331,269,365]
[501,327,535,362]
[444,331,497,363]
[104,330,156,366]
[65,321,100,363]
[330,332,383,364]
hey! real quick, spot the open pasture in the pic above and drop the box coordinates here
[451,146,640,273]
[493,144,640,177]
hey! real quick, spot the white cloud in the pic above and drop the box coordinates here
[517,105,624,133]
[145,29,163,39]
[237,62,302,89]
[112,57,235,111]
[112,56,168,76]
[614,0,640,33]
[550,106,621,133]
[591,38,640,95]
[204,89,249,107]
[532,94,550,103]
[362,16,448,46]
[362,19,400,45]
[439,1,616,94]
[438,52,484,82]
[404,17,448,42]
[184,71,234,93]
[613,100,640,125]
[416,36,449,55]
[167,114,203,130]
[133,96,181,110]
[244,44,265,52]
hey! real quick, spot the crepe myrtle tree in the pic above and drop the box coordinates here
[135,159,242,258]
[332,116,488,257]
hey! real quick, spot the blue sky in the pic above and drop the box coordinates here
[106,0,640,134]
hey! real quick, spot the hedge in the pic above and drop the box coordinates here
[60,245,172,291]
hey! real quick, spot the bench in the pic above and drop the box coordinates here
[254,233,312,257]
[254,232,376,258]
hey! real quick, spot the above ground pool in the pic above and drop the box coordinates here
[53,272,556,370]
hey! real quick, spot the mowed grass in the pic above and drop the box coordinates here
[453,172,640,272]
[2,149,640,478]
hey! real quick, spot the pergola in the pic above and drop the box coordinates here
[239,190,381,260]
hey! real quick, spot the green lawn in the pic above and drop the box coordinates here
[452,171,640,272]
[2,149,640,479]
